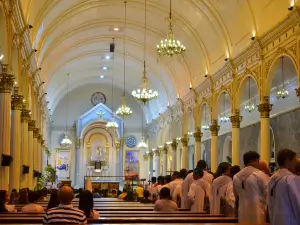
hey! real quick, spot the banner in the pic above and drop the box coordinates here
[55,149,71,180]
[124,151,139,180]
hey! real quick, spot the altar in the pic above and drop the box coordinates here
[90,181,119,197]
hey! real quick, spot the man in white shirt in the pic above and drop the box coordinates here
[268,149,300,225]
[181,160,213,209]
[154,187,178,212]
[233,151,269,224]
[169,171,183,205]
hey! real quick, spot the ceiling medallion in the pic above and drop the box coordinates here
[156,0,186,59]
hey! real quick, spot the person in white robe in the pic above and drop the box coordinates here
[169,172,183,205]
[153,176,164,199]
[147,177,157,199]
[233,151,269,224]
[211,162,233,215]
[268,149,300,225]
[224,165,240,212]
[181,160,213,209]
[188,168,211,212]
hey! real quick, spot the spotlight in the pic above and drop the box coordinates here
[42,81,45,84]
[100,75,105,79]
[38,68,42,70]
[288,6,294,11]
[28,25,33,29]
[34,49,37,52]
[224,58,228,62]
[49,108,51,111]
[103,67,107,70]
[204,74,208,78]
[46,101,49,104]
[189,87,192,90]
[251,36,255,41]
[113,27,119,31]
[105,55,110,60]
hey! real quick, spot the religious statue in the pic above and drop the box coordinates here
[96,145,105,161]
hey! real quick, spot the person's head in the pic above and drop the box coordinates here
[78,188,83,193]
[172,171,180,180]
[28,191,41,204]
[277,149,297,173]
[164,175,172,184]
[143,190,150,199]
[79,190,94,218]
[157,176,164,185]
[295,158,300,175]
[193,167,204,180]
[151,177,157,184]
[179,169,188,179]
[187,170,193,174]
[47,189,59,210]
[58,186,74,205]
[0,190,9,212]
[243,151,260,167]
[215,162,231,178]
[258,160,271,176]
[18,188,29,204]
[196,160,207,170]
[159,187,171,200]
[230,165,241,178]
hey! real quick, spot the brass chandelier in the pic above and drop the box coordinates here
[61,73,72,146]
[244,77,256,113]
[116,1,132,116]
[132,0,158,103]
[156,0,186,58]
[276,56,289,100]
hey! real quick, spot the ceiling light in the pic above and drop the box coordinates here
[113,27,119,31]
[103,66,107,70]
[105,55,110,60]
[100,75,105,79]
[0,54,4,61]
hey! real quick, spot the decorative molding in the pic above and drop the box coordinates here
[11,87,23,110]
[210,119,220,136]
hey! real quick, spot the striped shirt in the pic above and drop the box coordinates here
[43,204,87,224]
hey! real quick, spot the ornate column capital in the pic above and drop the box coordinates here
[143,154,149,160]
[230,113,243,128]
[258,97,273,118]
[181,135,189,147]
[0,64,14,93]
[148,152,154,158]
[171,139,177,150]
[295,87,300,99]
[154,149,160,156]
[33,128,40,138]
[21,108,31,122]
[210,119,220,136]
[163,145,168,154]
[11,87,23,110]
[37,134,43,143]
[193,128,203,142]
[28,120,36,131]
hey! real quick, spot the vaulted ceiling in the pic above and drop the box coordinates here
[19,0,293,123]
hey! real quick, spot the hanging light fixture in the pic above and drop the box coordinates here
[106,38,119,131]
[137,105,148,149]
[132,0,158,103]
[244,77,256,113]
[61,73,72,146]
[116,1,133,116]
[219,93,230,123]
[276,56,289,99]
[156,0,186,59]
[201,105,210,131]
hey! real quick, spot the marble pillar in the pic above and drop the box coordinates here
[20,108,30,188]
[230,111,242,166]
[33,127,39,187]
[181,135,189,169]
[0,64,14,190]
[28,120,35,189]
[210,120,220,172]
[9,87,23,191]
[162,145,168,176]
[143,154,149,180]
[154,150,160,177]
[258,97,273,163]
[171,139,177,171]
[193,128,203,166]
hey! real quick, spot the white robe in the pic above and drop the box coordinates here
[268,168,300,225]
[181,171,213,209]
[187,178,211,212]
[233,166,269,224]
[169,179,183,202]
[210,175,233,215]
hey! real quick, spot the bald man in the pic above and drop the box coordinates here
[43,186,87,224]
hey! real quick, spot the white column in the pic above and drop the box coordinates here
[171,139,177,171]
[193,129,203,166]
[0,65,14,191]
[143,154,149,180]
[258,98,272,163]
[9,87,23,191]
[154,150,160,177]
[181,135,188,169]
[20,108,30,188]
[148,152,153,181]
[230,111,242,166]
[28,120,35,189]
[210,120,220,173]
[162,145,168,176]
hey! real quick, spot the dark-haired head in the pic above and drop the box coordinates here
[277,149,297,173]
[230,165,241,178]
[159,187,171,200]
[179,169,188,179]
[47,189,59,210]
[172,171,180,180]
[157,176,164,185]
[79,190,94,218]
[151,177,157,184]
[196,160,207,170]
[215,162,231,179]
[193,167,204,180]
[143,190,150,199]
[243,151,260,166]
[164,175,172,184]
[28,191,40,203]
[0,190,8,212]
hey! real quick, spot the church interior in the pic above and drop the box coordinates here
[1,0,300,224]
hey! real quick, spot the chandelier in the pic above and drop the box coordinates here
[132,0,158,104]
[61,134,72,145]
[156,0,186,58]
[276,56,289,100]
[106,38,118,131]
[62,73,72,145]
[201,105,210,131]
[116,1,132,116]
[219,93,230,123]
[244,77,256,113]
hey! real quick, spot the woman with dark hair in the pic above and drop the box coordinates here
[79,190,99,218]
[17,188,29,204]
[214,162,232,179]
[9,189,18,204]
[0,190,16,212]
[47,190,59,210]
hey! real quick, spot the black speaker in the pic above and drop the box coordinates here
[110,43,115,52]
[33,170,41,178]
[23,165,29,174]
[1,154,12,166]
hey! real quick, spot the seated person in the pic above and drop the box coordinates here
[22,191,45,213]
[0,190,16,212]
[154,187,178,212]
[43,186,87,224]
[135,184,144,201]
[118,189,127,200]
[79,190,99,219]
[92,188,101,198]
[140,190,152,203]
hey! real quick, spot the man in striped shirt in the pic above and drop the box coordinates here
[43,186,87,224]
